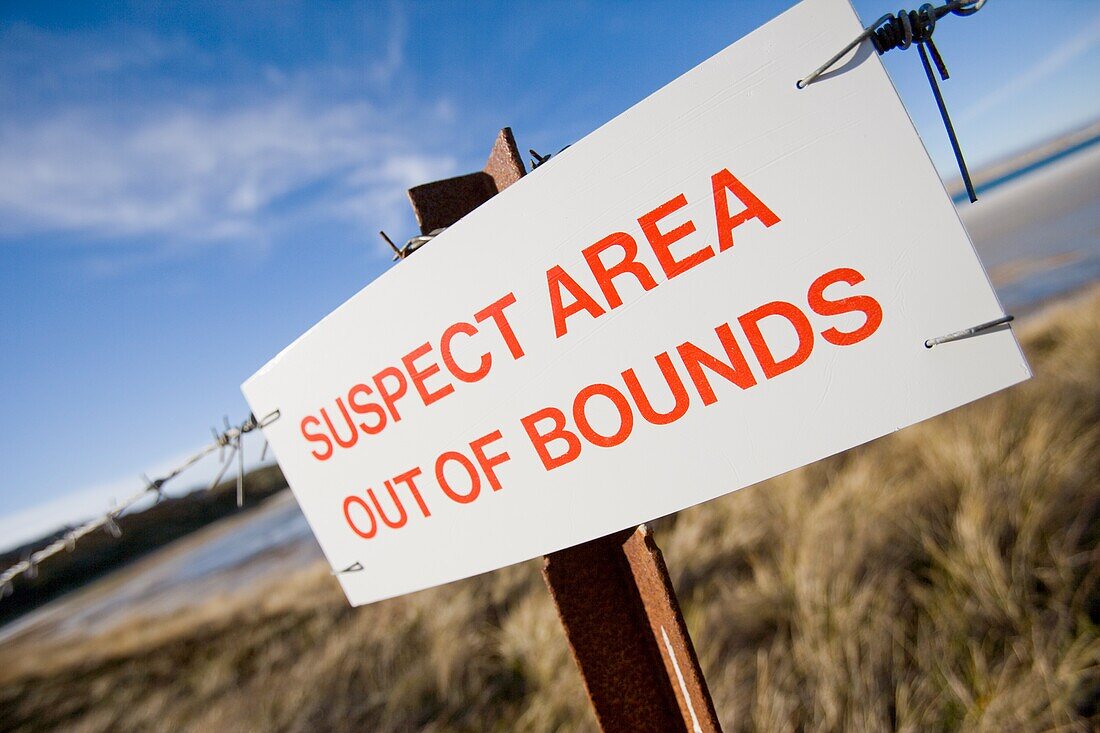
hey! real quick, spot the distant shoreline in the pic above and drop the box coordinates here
[0,465,288,629]
[948,118,1100,203]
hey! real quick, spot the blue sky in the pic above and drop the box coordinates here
[1,0,1099,551]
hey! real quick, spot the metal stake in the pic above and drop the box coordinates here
[399,128,721,733]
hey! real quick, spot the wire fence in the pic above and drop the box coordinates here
[0,409,281,599]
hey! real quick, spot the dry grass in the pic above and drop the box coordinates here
[1,286,1098,733]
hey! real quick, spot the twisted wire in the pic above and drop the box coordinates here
[0,410,280,599]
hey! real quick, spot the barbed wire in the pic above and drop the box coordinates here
[0,409,281,600]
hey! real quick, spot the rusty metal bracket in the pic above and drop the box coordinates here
[406,127,525,235]
[402,128,721,733]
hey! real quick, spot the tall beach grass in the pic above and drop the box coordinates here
[1,286,1097,732]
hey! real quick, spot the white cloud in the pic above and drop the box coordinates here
[0,98,456,248]
[0,22,190,78]
[0,11,459,266]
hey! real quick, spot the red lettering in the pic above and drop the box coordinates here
[639,193,713,279]
[393,467,430,518]
[435,451,481,504]
[474,292,526,360]
[372,366,408,422]
[301,415,333,461]
[440,322,491,383]
[547,265,606,338]
[622,352,690,425]
[582,231,658,309]
[470,430,511,491]
[521,406,582,471]
[712,168,780,252]
[320,401,358,449]
[738,301,814,379]
[343,495,377,539]
[347,383,387,434]
[676,323,757,405]
[573,383,634,448]
[402,342,455,407]
[367,480,408,529]
[807,267,883,346]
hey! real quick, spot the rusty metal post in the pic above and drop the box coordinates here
[543,525,722,733]
[402,128,721,733]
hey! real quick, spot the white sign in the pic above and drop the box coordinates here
[243,0,1029,606]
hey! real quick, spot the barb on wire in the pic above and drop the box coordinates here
[105,514,123,539]
[379,227,448,261]
[529,145,570,170]
[0,409,281,599]
[237,426,247,508]
[797,0,986,202]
